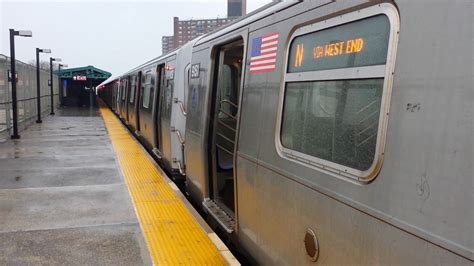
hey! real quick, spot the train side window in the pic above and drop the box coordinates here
[281,79,384,171]
[278,5,399,181]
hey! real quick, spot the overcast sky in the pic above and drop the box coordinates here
[0,0,272,76]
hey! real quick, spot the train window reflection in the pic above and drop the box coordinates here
[281,79,383,171]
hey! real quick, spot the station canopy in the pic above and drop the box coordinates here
[56,65,111,80]
[54,65,111,107]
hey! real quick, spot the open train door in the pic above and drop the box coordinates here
[204,33,247,234]
[152,64,165,159]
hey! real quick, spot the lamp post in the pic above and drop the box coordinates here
[9,29,32,139]
[49,57,61,115]
[35,48,51,123]
[58,63,67,106]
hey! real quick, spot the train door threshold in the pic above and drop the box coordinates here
[203,198,236,233]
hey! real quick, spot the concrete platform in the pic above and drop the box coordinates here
[0,108,152,265]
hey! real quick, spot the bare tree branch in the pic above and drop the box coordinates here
[27,60,59,71]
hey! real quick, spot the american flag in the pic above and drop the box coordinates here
[249,32,279,74]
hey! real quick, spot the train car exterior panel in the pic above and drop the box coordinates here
[235,0,472,263]
[138,66,158,149]
[118,77,128,122]
[171,41,195,173]
[237,155,471,265]
[130,72,141,133]
[111,81,119,113]
[112,81,119,113]
[158,58,176,168]
[186,46,214,203]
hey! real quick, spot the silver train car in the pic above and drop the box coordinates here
[98,0,473,264]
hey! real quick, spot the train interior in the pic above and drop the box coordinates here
[209,38,244,214]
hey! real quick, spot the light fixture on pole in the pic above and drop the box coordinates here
[35,48,51,123]
[49,57,61,115]
[9,29,32,139]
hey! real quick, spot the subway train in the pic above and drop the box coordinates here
[97,1,473,264]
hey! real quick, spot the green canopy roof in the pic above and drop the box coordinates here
[55,65,111,80]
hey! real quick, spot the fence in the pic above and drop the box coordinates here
[0,54,59,140]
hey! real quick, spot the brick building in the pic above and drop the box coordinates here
[162,0,246,54]
[228,0,246,17]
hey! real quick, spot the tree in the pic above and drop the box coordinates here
[27,60,59,71]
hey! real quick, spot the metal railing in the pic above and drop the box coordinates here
[0,54,59,139]
[173,97,187,116]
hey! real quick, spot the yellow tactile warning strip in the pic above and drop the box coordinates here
[99,102,227,265]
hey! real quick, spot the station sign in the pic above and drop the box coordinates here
[191,63,200,79]
[73,75,87,81]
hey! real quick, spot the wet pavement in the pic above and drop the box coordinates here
[0,107,151,265]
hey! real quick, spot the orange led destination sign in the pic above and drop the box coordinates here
[313,38,364,59]
[294,38,364,68]
[287,15,390,73]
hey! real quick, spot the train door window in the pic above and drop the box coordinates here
[122,79,129,120]
[150,73,156,110]
[161,65,174,120]
[209,38,244,214]
[115,83,118,98]
[121,81,126,101]
[142,72,154,110]
[184,64,190,108]
[278,5,399,182]
[129,76,136,103]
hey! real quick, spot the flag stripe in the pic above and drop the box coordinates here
[250,53,277,61]
[249,66,276,73]
[261,46,278,54]
[249,64,276,69]
[261,41,278,48]
[250,70,274,74]
[263,32,279,38]
[262,34,279,42]
[250,59,277,66]
[250,65,276,70]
